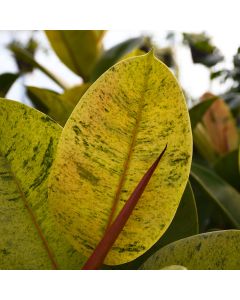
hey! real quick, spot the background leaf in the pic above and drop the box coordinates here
[189,97,216,129]
[214,150,240,191]
[27,86,74,126]
[0,98,86,269]
[49,52,192,266]
[191,163,240,228]
[45,30,104,81]
[9,43,66,89]
[0,73,19,97]
[90,37,144,82]
[140,230,240,270]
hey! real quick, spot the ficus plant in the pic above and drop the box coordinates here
[1,30,240,270]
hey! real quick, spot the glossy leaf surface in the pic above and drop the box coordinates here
[141,230,240,270]
[0,99,86,269]
[49,52,192,265]
[103,181,198,269]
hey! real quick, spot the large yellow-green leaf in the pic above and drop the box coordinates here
[45,30,104,81]
[140,230,240,270]
[49,52,192,265]
[0,98,86,269]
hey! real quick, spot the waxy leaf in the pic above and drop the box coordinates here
[0,99,86,269]
[141,230,240,270]
[103,181,198,269]
[45,30,104,81]
[49,52,192,265]
[83,145,167,269]
[0,73,19,97]
[191,163,240,228]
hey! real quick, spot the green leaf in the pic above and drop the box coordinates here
[90,37,144,82]
[9,43,66,89]
[0,73,19,97]
[0,98,86,269]
[214,150,240,191]
[27,86,74,126]
[191,163,240,228]
[49,52,192,265]
[183,32,223,67]
[103,181,198,269]
[140,230,240,270]
[45,30,104,81]
[189,97,216,129]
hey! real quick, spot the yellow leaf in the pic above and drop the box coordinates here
[49,52,192,265]
[0,98,86,269]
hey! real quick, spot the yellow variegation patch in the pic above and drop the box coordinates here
[0,99,86,269]
[49,52,192,265]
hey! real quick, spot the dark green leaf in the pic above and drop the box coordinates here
[191,163,240,228]
[183,32,223,67]
[214,150,240,191]
[0,73,19,97]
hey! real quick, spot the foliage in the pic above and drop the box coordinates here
[0,30,240,270]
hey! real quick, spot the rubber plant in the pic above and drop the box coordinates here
[48,51,192,267]
[0,51,194,269]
